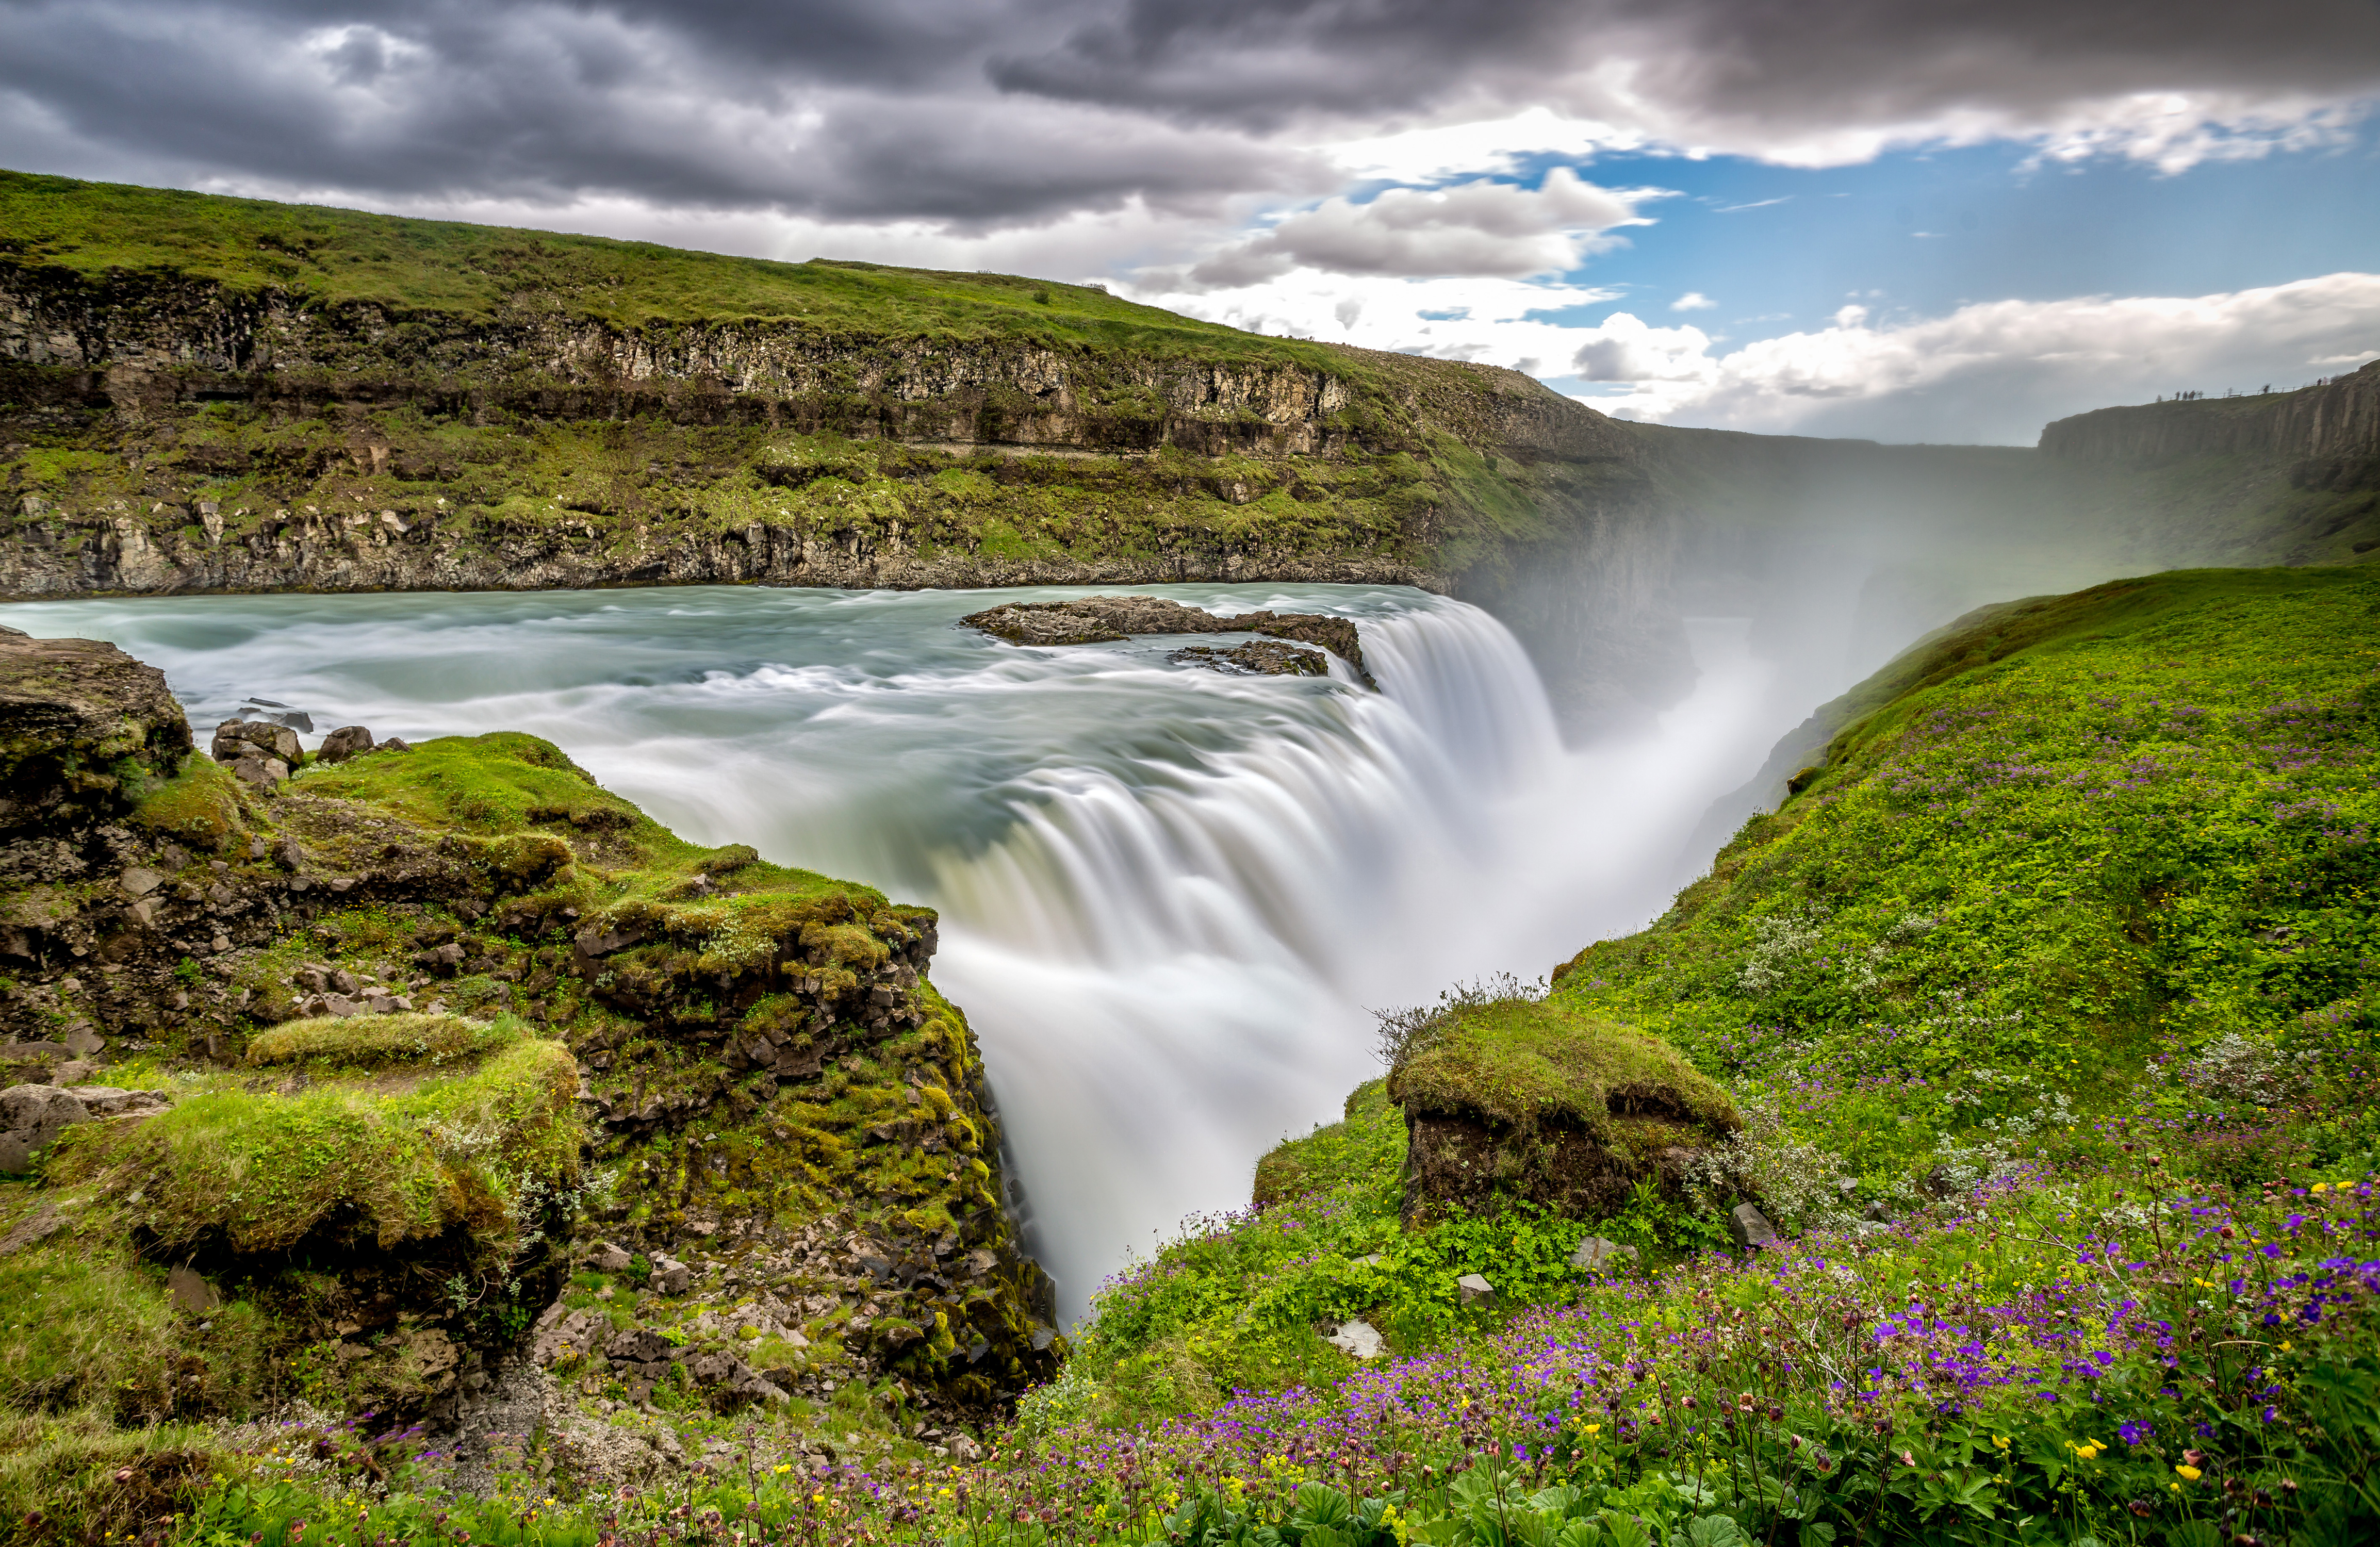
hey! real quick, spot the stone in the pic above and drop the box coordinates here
[0,1199,60,1254]
[1326,1319,1385,1360]
[961,596,1373,681]
[69,1087,169,1117]
[650,1254,693,1295]
[1729,1203,1781,1253]
[52,1060,96,1085]
[532,1303,605,1367]
[1,1083,91,1143]
[227,754,288,791]
[1170,640,1331,678]
[380,737,413,753]
[1569,1235,1641,1276]
[318,725,375,763]
[167,1265,220,1313]
[585,1240,634,1273]
[1457,1272,1495,1306]
[210,719,301,764]
[0,636,194,837]
[62,1023,103,1057]
[0,1133,30,1176]
[1863,1200,1892,1224]
[119,866,163,897]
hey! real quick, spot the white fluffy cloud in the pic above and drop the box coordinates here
[1175,168,1657,288]
[1569,274,2380,442]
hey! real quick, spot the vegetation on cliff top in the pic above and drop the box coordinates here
[0,170,1302,364]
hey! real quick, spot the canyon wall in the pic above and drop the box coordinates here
[2039,359,2380,468]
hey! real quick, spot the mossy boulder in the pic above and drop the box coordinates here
[1387,998,1739,1228]
[0,634,192,837]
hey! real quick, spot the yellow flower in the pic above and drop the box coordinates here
[1992,1436,2009,1451]
[1584,1425,1602,1436]
[2176,1464,2202,1482]
[2312,1183,2328,1194]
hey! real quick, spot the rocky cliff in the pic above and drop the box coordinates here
[0,627,1058,1495]
[2040,359,2380,468]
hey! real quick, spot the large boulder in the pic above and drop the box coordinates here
[318,725,376,762]
[210,718,301,764]
[0,634,193,835]
[1388,997,1739,1229]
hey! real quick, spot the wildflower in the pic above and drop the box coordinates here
[1992,1436,2009,1450]
[2176,1465,2202,1482]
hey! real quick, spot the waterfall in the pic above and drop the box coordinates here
[8,584,1804,1323]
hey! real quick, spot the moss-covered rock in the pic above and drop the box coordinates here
[0,635,1060,1502]
[1387,997,1739,1228]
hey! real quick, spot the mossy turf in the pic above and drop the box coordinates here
[1390,997,1738,1141]
[56,1032,582,1256]
[242,1011,517,1071]
[293,730,875,912]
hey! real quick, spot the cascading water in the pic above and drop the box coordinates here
[11,583,1809,1321]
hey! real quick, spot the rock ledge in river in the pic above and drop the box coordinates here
[961,595,1372,684]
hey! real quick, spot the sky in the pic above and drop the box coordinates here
[4,0,2378,444]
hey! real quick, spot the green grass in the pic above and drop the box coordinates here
[0,169,1345,368]
[1555,566,2380,1184]
[132,753,252,853]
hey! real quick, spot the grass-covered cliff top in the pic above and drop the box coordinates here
[0,169,1335,367]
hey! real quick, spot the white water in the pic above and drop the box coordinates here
[9,584,1809,1320]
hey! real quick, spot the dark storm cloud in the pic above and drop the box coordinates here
[994,0,2380,137]
[0,0,1305,225]
[1,0,2376,228]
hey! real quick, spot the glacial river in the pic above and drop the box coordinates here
[10,583,1805,1320]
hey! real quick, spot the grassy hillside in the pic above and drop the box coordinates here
[0,170,1302,363]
